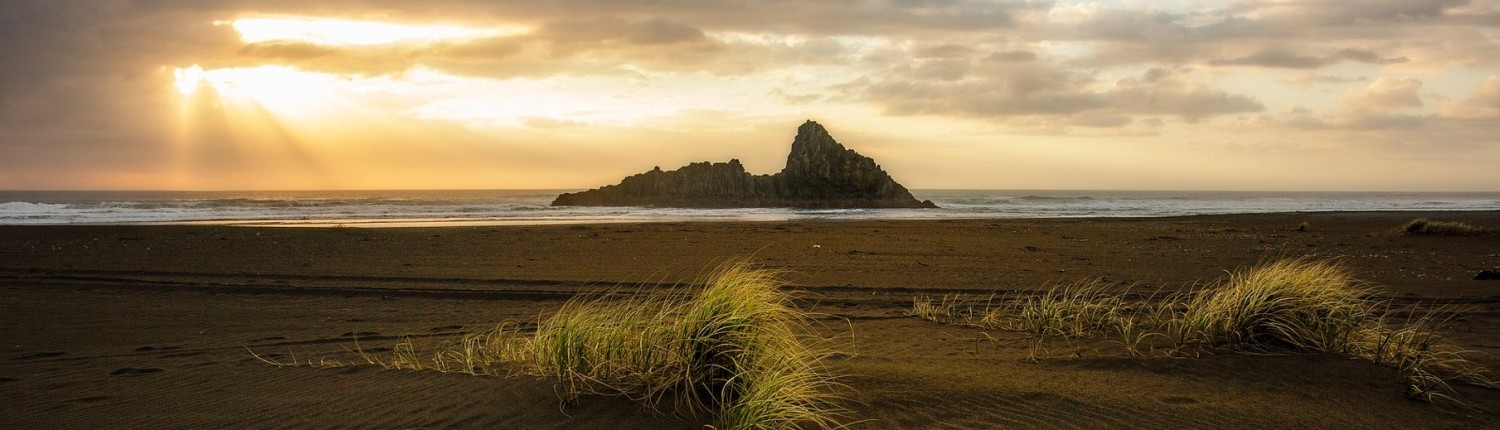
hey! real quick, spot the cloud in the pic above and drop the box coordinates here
[1209,48,1407,69]
[847,61,1262,131]
[1281,73,1368,86]
[913,44,975,59]
[1239,77,1435,135]
[239,42,340,60]
[1210,49,1328,69]
[539,17,708,50]
[1251,106,1429,131]
[521,116,587,129]
[232,43,425,76]
[453,0,1040,35]
[1343,77,1424,110]
[1107,68,1265,120]
[1232,0,1472,26]
[1439,75,1500,119]
[1236,75,1500,149]
[768,88,823,105]
[1033,1,1492,72]
[1330,48,1408,64]
[3,0,1500,190]
[985,50,1037,62]
[0,0,1036,91]
[430,36,524,59]
[0,1,239,110]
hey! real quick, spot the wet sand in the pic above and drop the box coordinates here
[3,211,1499,428]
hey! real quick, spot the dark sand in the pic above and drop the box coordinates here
[3,211,1499,428]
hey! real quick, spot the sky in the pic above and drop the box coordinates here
[1,0,1498,191]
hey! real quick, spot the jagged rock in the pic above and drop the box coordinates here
[553,121,937,209]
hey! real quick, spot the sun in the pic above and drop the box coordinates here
[171,16,532,113]
[173,64,344,114]
[203,66,346,114]
[173,65,206,95]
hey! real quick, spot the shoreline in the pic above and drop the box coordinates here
[6,208,1500,228]
[3,211,1497,294]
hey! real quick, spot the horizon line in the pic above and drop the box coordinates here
[3,188,1499,194]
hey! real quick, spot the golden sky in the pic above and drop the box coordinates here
[2,0,1499,191]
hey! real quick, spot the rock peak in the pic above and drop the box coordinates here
[789,120,842,165]
[552,121,937,209]
[797,120,828,136]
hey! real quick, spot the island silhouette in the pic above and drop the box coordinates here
[553,121,937,208]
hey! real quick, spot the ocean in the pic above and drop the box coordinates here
[1,189,1497,226]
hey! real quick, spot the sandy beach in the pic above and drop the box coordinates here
[3,211,1499,428]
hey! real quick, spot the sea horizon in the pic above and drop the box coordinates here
[3,189,1498,226]
[2,189,1500,194]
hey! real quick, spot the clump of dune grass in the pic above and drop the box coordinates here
[1358,309,1499,405]
[911,258,1498,405]
[910,282,1179,358]
[1180,258,1372,353]
[530,263,845,430]
[1009,281,1126,338]
[907,293,981,326]
[1400,218,1490,236]
[254,264,845,429]
[1173,259,1497,403]
[911,282,1145,339]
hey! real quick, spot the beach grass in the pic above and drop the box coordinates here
[531,263,845,429]
[907,293,972,326]
[910,281,1164,341]
[316,323,533,376]
[1181,259,1496,404]
[1009,280,1125,338]
[307,262,845,430]
[1400,218,1490,236]
[1359,308,1499,404]
[1180,258,1371,353]
[911,257,1498,405]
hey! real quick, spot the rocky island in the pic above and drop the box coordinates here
[552,121,937,208]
